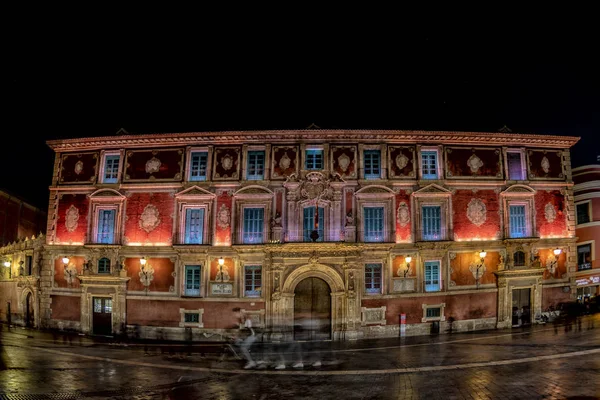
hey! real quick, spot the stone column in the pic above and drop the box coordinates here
[330,183,344,242]
[284,183,299,242]
[342,262,361,340]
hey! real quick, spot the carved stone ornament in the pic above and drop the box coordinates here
[338,153,351,172]
[546,254,557,275]
[395,152,409,170]
[467,154,484,173]
[217,204,230,229]
[300,172,331,201]
[541,156,550,173]
[544,203,557,223]
[145,157,162,174]
[139,204,161,233]
[64,263,78,285]
[139,264,154,287]
[396,202,410,227]
[221,154,234,171]
[74,160,84,175]
[466,198,487,227]
[215,265,231,282]
[65,205,80,233]
[279,152,291,170]
[469,261,486,280]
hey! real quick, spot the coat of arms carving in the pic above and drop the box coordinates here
[466,198,487,227]
[300,172,331,200]
[74,161,84,175]
[544,203,557,223]
[396,202,410,227]
[221,154,234,171]
[217,204,231,229]
[139,204,161,233]
[541,156,550,173]
[467,154,484,173]
[65,205,80,232]
[145,157,162,174]
[395,153,409,170]
[338,153,351,172]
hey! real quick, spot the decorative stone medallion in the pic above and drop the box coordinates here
[64,263,78,285]
[74,160,84,175]
[215,264,231,282]
[396,202,410,227]
[544,203,557,223]
[300,172,331,200]
[221,154,234,171]
[546,254,557,275]
[541,156,550,173]
[139,204,161,233]
[338,153,351,172]
[395,153,409,170]
[467,154,484,173]
[279,152,291,170]
[466,198,487,227]
[65,205,80,232]
[469,261,486,280]
[145,157,162,174]
[217,204,230,229]
[139,264,155,287]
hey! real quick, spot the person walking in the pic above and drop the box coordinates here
[237,309,258,369]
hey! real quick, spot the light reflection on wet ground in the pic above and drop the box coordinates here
[0,315,599,399]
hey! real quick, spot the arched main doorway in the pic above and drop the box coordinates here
[25,293,33,327]
[294,277,331,341]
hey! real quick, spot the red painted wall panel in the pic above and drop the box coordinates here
[54,256,85,289]
[331,146,357,179]
[124,149,184,181]
[125,257,174,292]
[126,300,264,329]
[446,147,502,178]
[59,152,98,184]
[124,192,174,245]
[452,190,500,241]
[214,192,232,245]
[542,287,571,310]
[528,149,563,179]
[535,190,567,238]
[55,194,89,244]
[362,292,496,324]
[50,295,81,321]
[395,191,411,242]
[538,248,567,280]
[450,251,500,286]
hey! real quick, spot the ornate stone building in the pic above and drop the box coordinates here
[1,129,582,340]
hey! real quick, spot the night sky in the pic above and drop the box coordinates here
[4,25,598,210]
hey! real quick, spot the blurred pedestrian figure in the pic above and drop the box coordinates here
[235,308,257,369]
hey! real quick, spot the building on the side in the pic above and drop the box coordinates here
[0,189,47,246]
[0,129,582,340]
[572,164,600,302]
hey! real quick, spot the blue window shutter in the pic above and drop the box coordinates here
[364,150,381,178]
[422,206,441,240]
[247,151,265,180]
[98,209,115,243]
[364,207,384,242]
[104,155,120,183]
[185,265,201,296]
[243,208,264,243]
[425,261,440,291]
[422,151,438,179]
[190,152,207,181]
[185,209,204,244]
[303,207,324,242]
[509,205,526,238]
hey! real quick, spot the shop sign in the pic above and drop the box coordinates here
[576,276,600,286]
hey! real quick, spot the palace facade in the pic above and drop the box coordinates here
[0,129,582,340]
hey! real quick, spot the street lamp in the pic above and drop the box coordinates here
[62,256,75,284]
[404,256,412,277]
[549,248,562,274]
[476,250,487,289]
[218,257,225,282]
[3,259,11,279]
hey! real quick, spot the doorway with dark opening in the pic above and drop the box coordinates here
[293,277,331,341]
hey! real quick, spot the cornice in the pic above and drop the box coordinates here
[46,129,581,152]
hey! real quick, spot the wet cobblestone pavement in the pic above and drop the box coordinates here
[1,315,599,399]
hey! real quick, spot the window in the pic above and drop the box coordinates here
[514,251,526,267]
[422,206,441,240]
[247,151,265,180]
[364,207,384,242]
[576,203,591,225]
[365,263,382,294]
[25,255,32,275]
[577,244,592,271]
[184,265,201,296]
[303,206,324,242]
[244,265,262,297]
[184,208,205,244]
[184,313,200,323]
[509,205,527,238]
[507,152,524,180]
[426,307,441,318]
[102,154,120,183]
[424,261,441,292]
[364,150,381,179]
[305,149,323,170]
[96,209,116,243]
[98,257,111,274]
[421,151,438,179]
[243,208,264,244]
[189,151,208,181]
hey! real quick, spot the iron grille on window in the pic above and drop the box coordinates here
[185,313,200,323]
[426,307,441,318]
[576,203,590,225]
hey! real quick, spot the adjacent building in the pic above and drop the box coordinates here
[0,129,582,340]
[572,164,600,301]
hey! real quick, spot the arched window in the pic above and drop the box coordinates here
[513,251,525,267]
[98,258,111,274]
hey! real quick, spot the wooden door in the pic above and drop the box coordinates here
[294,277,331,341]
[92,297,112,335]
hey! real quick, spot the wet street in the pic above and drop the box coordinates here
[1,316,599,399]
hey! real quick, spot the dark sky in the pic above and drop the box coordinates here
[4,22,599,210]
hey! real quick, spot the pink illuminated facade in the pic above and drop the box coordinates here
[0,129,582,339]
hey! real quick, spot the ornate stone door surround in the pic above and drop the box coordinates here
[278,263,348,340]
[495,269,543,329]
